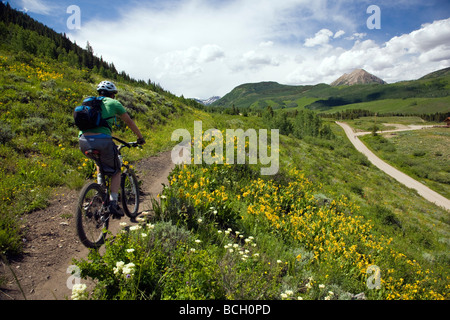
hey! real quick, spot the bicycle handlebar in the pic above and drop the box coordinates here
[112,137,142,150]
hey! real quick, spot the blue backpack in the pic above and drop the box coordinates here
[73,96,113,130]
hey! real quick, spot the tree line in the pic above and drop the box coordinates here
[320,109,450,122]
[263,106,334,140]
[0,2,176,98]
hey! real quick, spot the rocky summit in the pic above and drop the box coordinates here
[331,69,386,86]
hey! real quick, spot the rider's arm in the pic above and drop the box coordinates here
[119,112,145,143]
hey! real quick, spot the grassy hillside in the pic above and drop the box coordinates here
[360,127,450,199]
[0,3,209,256]
[0,45,202,255]
[210,72,450,116]
[74,114,449,300]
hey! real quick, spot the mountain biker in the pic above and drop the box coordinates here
[78,80,145,218]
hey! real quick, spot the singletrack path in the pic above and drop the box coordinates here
[1,150,175,300]
[336,121,450,211]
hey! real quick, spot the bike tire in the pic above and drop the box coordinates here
[75,182,109,248]
[120,169,140,218]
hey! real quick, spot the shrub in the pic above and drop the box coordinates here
[0,121,15,143]
[19,117,51,135]
[413,150,426,157]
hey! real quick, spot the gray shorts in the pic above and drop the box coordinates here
[79,135,120,175]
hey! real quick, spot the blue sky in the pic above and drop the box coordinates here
[6,0,450,98]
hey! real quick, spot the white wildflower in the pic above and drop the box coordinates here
[71,283,88,300]
[113,261,125,275]
[130,225,141,231]
[122,263,135,276]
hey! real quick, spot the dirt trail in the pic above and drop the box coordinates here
[336,121,450,211]
[354,124,435,136]
[0,150,175,300]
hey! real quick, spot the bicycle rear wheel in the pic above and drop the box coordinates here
[75,182,109,248]
[120,169,140,218]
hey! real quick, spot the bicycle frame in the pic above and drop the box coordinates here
[76,137,142,248]
[83,137,140,213]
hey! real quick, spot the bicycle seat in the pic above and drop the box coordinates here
[85,149,101,159]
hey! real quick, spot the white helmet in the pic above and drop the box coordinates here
[97,81,118,94]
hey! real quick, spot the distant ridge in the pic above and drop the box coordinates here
[331,69,386,86]
[419,67,450,80]
[194,96,221,105]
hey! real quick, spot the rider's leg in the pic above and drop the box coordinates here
[110,171,121,201]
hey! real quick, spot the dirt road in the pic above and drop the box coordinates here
[1,150,175,300]
[354,124,435,136]
[336,121,450,211]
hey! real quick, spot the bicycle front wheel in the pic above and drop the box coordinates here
[120,169,140,218]
[75,182,109,248]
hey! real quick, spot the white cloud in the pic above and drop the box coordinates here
[304,29,334,47]
[345,32,367,41]
[198,45,225,63]
[259,41,274,48]
[334,30,346,39]
[19,0,54,15]
[286,18,450,86]
[243,50,279,68]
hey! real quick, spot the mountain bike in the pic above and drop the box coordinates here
[75,137,141,249]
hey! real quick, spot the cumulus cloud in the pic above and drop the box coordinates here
[286,18,450,85]
[345,32,367,41]
[304,29,334,47]
[334,30,346,39]
[68,0,450,98]
[242,50,279,68]
[198,45,225,63]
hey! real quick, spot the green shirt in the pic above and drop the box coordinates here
[79,97,127,136]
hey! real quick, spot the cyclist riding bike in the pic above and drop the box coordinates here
[78,80,145,218]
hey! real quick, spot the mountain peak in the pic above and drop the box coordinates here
[331,69,386,86]
[194,96,221,105]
